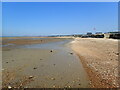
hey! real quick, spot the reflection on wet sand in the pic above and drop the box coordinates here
[2,38,89,88]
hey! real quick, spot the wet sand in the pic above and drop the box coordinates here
[2,37,89,88]
[70,38,119,88]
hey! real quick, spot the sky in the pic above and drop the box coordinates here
[2,2,118,36]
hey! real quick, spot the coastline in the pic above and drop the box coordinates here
[70,38,119,88]
[2,37,119,88]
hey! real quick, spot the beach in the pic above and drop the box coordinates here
[2,37,89,88]
[1,37,119,88]
[70,38,119,88]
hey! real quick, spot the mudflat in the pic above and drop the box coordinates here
[2,37,89,88]
[2,37,119,88]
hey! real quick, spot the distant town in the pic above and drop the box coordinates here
[49,31,120,39]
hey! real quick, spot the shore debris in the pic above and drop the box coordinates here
[115,52,119,55]
[8,86,12,89]
[40,59,42,60]
[50,50,53,52]
[6,62,8,63]
[70,52,73,55]
[33,67,37,70]
[51,78,55,80]
[53,85,56,88]
[53,64,56,66]
[28,76,34,79]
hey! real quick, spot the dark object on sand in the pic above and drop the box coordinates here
[41,40,42,42]
[70,53,73,55]
[28,76,34,79]
[115,52,119,55]
[33,67,37,69]
[40,59,42,60]
[53,64,56,66]
[6,62,8,63]
[51,78,55,80]
[50,50,53,52]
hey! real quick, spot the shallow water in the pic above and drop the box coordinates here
[3,39,89,88]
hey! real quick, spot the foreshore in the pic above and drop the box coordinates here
[70,38,119,88]
[2,37,89,88]
[2,37,120,88]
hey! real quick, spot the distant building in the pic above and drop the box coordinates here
[104,31,120,39]
[95,32,102,34]
[87,32,92,35]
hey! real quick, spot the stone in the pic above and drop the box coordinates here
[51,78,55,80]
[8,86,12,89]
[33,67,37,69]
[29,76,34,79]
[116,52,119,55]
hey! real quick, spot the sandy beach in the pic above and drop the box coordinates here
[70,38,119,88]
[2,37,120,88]
[2,37,89,88]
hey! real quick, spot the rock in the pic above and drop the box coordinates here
[53,64,56,66]
[51,78,55,80]
[115,52,119,55]
[6,62,8,63]
[33,67,37,69]
[50,50,53,52]
[53,85,56,88]
[28,76,34,79]
[68,86,71,88]
[40,59,42,60]
[70,53,73,55]
[8,86,12,89]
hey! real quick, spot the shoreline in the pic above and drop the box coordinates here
[70,38,119,88]
[2,37,119,88]
[2,38,90,88]
[2,37,73,51]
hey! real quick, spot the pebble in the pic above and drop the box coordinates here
[50,50,53,52]
[6,62,8,63]
[115,52,119,55]
[33,67,37,69]
[68,86,71,88]
[28,76,34,79]
[53,85,56,88]
[8,86,12,89]
[70,53,73,55]
[51,78,55,80]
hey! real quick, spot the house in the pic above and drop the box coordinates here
[104,31,120,39]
